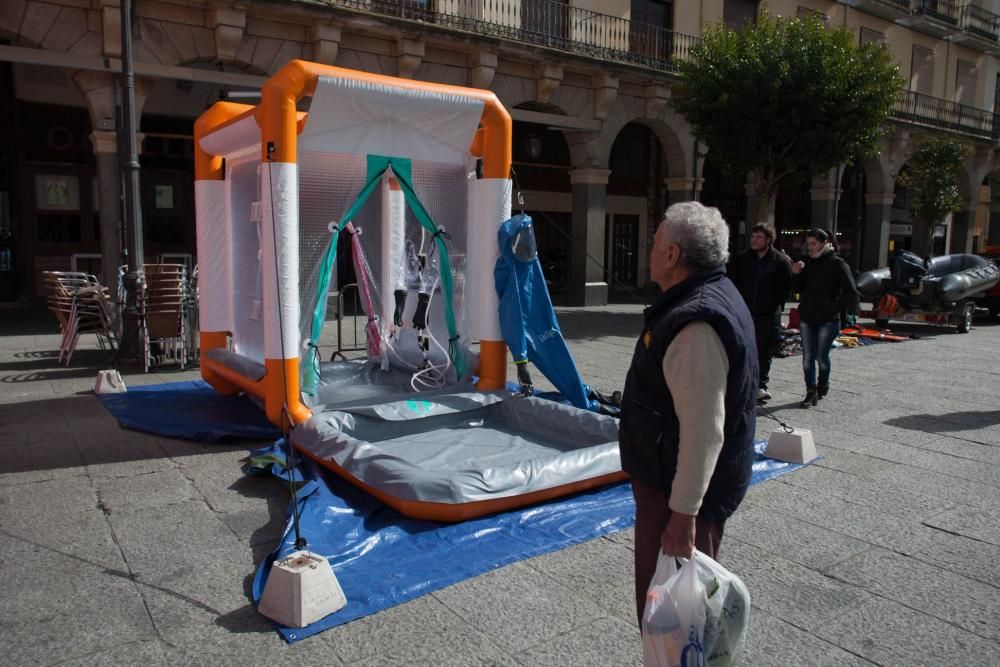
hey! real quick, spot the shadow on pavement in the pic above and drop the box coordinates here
[0,394,257,474]
[0,527,224,615]
[0,306,56,336]
[885,410,1000,432]
[553,309,644,341]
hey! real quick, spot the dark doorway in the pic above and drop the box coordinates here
[699,157,747,253]
[609,214,639,286]
[530,210,570,293]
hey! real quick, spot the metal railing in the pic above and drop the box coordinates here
[333,282,366,358]
[323,0,701,72]
[892,89,999,139]
[958,2,1000,40]
[912,0,960,24]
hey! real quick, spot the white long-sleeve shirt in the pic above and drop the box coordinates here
[661,321,729,516]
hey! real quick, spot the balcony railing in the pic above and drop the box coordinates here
[958,3,1000,40]
[893,89,999,139]
[323,0,701,72]
[912,0,960,24]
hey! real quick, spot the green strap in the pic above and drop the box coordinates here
[302,156,389,395]
[302,155,466,395]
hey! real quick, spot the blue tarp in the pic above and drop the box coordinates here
[251,438,807,643]
[97,380,280,442]
[96,380,810,643]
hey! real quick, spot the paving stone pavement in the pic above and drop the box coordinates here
[1,305,999,666]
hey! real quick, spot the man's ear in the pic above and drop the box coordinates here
[667,242,680,268]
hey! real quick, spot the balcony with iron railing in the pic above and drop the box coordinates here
[951,2,1000,48]
[322,0,701,72]
[892,89,1000,139]
[913,0,961,23]
[318,0,1000,143]
[839,0,911,23]
[899,0,961,36]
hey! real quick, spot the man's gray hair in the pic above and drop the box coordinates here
[659,201,730,271]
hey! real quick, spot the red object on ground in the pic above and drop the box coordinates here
[841,326,908,342]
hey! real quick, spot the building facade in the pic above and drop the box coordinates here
[1,0,1000,308]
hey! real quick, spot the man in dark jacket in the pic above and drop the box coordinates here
[727,223,791,403]
[620,201,757,627]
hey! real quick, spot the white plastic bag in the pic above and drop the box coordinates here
[642,551,706,667]
[695,552,750,667]
[642,550,750,667]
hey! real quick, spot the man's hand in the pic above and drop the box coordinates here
[791,260,805,275]
[660,510,696,558]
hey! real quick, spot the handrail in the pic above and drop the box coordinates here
[316,0,1000,141]
[912,0,960,24]
[958,2,1000,40]
[319,0,701,72]
[892,89,999,140]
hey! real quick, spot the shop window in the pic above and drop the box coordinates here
[860,27,885,45]
[724,0,757,29]
[796,7,827,25]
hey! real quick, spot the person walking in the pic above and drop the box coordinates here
[619,201,758,628]
[727,223,791,403]
[791,228,860,407]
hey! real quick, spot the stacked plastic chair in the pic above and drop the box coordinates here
[42,271,119,366]
[186,265,200,364]
[138,263,194,372]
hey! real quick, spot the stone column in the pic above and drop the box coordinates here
[741,176,773,252]
[862,193,894,270]
[90,130,122,290]
[989,197,1000,245]
[568,169,611,306]
[309,23,341,66]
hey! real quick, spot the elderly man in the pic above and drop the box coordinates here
[619,201,758,627]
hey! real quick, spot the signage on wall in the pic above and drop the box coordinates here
[34,175,80,211]
[889,223,912,236]
[155,185,174,209]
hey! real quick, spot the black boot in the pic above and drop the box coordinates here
[817,384,829,399]
[800,386,818,408]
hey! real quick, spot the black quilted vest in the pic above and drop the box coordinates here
[619,269,758,523]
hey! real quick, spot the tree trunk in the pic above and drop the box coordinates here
[746,169,778,226]
[912,216,934,258]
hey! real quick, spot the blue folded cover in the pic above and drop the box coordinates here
[97,380,280,442]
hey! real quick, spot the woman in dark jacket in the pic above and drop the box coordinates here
[791,229,860,407]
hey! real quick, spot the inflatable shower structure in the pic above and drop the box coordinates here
[193,61,624,521]
[193,61,512,426]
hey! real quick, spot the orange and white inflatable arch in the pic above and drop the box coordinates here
[193,60,512,428]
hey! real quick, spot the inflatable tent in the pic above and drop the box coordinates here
[194,61,624,521]
[193,60,513,426]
